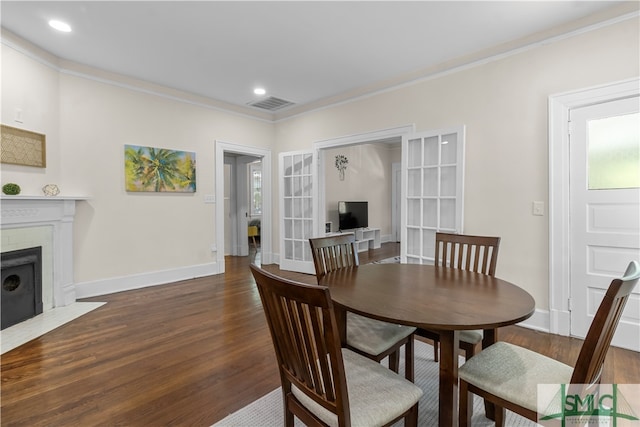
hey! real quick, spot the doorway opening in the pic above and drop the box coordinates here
[314,125,414,247]
[215,141,272,274]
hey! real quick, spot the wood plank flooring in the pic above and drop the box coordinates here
[1,243,638,426]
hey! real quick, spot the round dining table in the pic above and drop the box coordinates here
[320,263,536,427]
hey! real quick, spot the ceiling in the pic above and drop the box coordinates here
[0,1,635,119]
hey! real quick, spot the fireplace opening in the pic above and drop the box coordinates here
[1,247,43,330]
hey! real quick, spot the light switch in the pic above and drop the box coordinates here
[532,201,544,216]
[204,194,216,204]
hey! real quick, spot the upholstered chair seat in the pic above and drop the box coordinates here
[346,313,415,356]
[459,341,573,412]
[292,348,423,427]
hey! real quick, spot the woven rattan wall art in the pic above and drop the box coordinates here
[1,124,46,168]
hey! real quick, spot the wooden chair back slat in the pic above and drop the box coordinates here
[571,261,640,386]
[250,264,350,425]
[309,234,359,279]
[435,232,501,276]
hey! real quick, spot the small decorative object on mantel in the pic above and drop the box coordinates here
[42,184,60,196]
[335,154,349,181]
[2,182,21,195]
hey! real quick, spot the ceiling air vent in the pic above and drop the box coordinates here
[248,96,295,111]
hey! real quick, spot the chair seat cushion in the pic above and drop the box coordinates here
[346,312,416,356]
[459,341,573,412]
[460,329,483,344]
[292,348,423,427]
[417,328,483,345]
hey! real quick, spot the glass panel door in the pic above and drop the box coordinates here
[401,127,465,264]
[279,150,316,274]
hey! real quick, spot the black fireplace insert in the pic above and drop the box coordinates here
[1,246,43,330]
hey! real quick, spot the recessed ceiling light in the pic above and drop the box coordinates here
[254,88,266,96]
[49,20,72,33]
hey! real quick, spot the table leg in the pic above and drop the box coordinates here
[438,330,460,427]
[482,328,498,421]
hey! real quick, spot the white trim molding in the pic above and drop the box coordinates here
[75,262,217,299]
[548,77,640,336]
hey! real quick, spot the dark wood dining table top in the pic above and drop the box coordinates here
[320,263,536,331]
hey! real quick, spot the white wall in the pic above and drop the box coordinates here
[1,38,275,295]
[1,43,61,190]
[274,17,640,311]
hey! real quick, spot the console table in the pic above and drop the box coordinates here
[329,228,380,252]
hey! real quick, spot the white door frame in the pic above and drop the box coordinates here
[548,77,639,336]
[392,162,401,242]
[215,140,272,274]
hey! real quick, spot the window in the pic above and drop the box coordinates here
[588,112,639,190]
[250,162,262,215]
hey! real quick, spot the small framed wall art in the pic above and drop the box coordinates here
[124,144,196,193]
[1,124,46,168]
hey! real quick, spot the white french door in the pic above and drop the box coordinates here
[279,150,317,274]
[401,127,465,264]
[569,96,640,351]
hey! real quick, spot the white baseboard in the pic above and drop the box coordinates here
[75,262,220,299]
[515,308,550,333]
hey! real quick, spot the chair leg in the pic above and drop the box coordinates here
[405,336,414,382]
[433,340,439,362]
[459,380,472,427]
[284,392,294,427]
[405,403,419,427]
[388,350,400,373]
[494,405,506,427]
[465,341,480,360]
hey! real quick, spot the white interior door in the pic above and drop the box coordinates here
[279,150,316,274]
[401,127,465,264]
[569,96,640,351]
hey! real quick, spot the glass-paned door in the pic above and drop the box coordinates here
[401,127,465,264]
[279,150,316,274]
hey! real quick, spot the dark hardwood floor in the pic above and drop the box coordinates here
[1,243,638,426]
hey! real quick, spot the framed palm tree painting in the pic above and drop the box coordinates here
[124,145,196,192]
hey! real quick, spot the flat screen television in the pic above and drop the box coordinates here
[338,201,368,230]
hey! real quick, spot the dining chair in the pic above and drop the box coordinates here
[458,260,640,427]
[417,232,501,361]
[250,264,423,427]
[309,234,416,381]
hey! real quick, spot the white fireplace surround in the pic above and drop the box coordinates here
[1,196,86,309]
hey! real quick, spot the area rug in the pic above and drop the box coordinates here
[212,340,538,426]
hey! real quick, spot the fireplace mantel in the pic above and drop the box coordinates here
[1,195,88,307]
